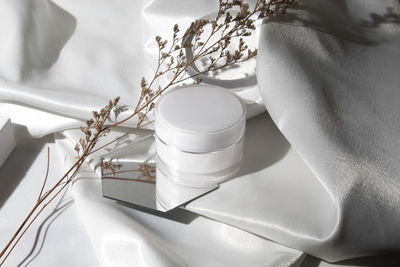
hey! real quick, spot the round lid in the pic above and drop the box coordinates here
[155,85,246,153]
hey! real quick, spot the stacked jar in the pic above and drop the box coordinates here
[154,85,246,210]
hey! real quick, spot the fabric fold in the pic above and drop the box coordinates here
[255,0,400,261]
[0,0,265,137]
[57,129,306,267]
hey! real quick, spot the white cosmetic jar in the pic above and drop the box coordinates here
[154,84,246,192]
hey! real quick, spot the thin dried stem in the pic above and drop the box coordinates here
[38,147,50,201]
[0,105,111,264]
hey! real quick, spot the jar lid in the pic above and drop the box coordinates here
[154,85,246,153]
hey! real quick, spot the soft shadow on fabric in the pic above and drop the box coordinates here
[0,0,76,81]
[266,0,400,45]
[301,254,400,267]
[17,197,73,267]
[116,202,199,225]
[23,0,77,77]
[235,112,290,177]
[0,134,53,208]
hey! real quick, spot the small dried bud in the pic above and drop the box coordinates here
[182,42,193,48]
[173,24,179,33]
[141,77,148,90]
[86,119,94,127]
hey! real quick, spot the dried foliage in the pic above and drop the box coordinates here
[0,0,296,265]
[135,0,295,127]
[75,97,121,157]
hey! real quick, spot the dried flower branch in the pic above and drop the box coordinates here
[129,0,295,128]
[0,97,121,265]
[0,0,296,264]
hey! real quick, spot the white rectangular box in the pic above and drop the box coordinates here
[0,116,15,167]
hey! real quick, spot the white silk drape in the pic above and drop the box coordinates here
[1,0,399,266]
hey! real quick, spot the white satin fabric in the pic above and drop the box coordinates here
[0,0,264,137]
[0,0,301,266]
[191,0,400,262]
[57,126,305,267]
[1,0,399,265]
[250,0,400,261]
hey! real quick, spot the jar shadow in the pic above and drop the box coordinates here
[234,112,291,178]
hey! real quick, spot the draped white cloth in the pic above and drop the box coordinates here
[55,126,305,267]
[191,0,400,261]
[1,0,399,265]
[255,0,400,260]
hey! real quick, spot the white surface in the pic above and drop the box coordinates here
[0,116,15,168]
[1,123,399,266]
[155,85,246,152]
[59,124,306,267]
[0,134,99,267]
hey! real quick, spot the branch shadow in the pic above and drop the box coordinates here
[361,7,400,28]
[266,0,400,45]
[16,193,73,267]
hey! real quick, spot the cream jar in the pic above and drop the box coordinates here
[154,84,246,209]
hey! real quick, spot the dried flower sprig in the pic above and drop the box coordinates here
[75,97,121,156]
[0,0,296,264]
[133,0,295,127]
[0,97,121,265]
